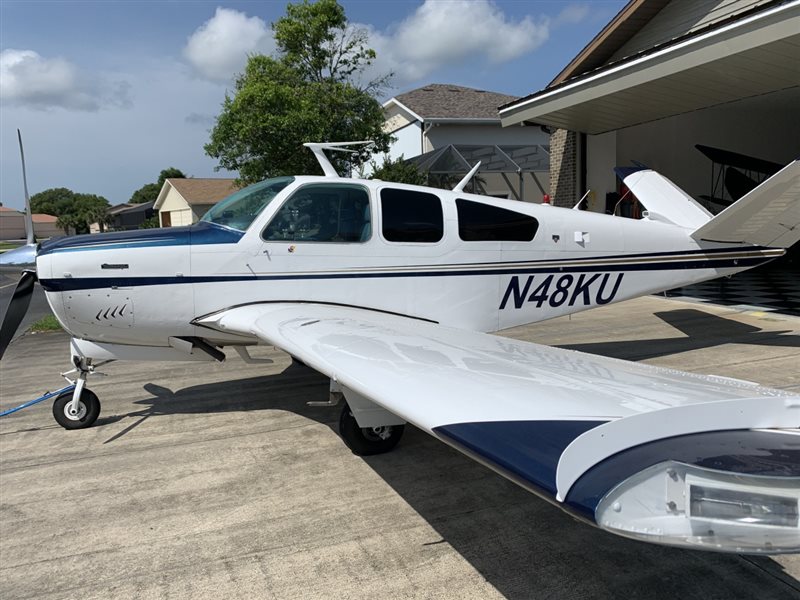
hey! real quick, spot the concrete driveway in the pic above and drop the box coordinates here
[1,296,798,599]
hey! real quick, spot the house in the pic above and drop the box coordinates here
[499,0,800,213]
[381,84,551,201]
[0,207,24,240]
[31,213,63,238]
[1,207,65,239]
[89,202,158,233]
[154,179,239,227]
[110,201,157,230]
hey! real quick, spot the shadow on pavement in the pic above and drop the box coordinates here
[558,308,800,361]
[97,356,799,599]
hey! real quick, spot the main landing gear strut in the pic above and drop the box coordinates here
[312,380,405,455]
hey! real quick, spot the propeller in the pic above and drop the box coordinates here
[0,130,39,360]
[0,270,36,359]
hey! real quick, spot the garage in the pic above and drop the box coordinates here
[499,0,799,314]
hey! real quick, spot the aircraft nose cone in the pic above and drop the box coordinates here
[0,243,37,270]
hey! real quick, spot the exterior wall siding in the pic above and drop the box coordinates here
[383,107,414,133]
[611,0,768,61]
[549,129,578,207]
[0,211,25,240]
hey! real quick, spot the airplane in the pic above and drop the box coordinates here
[1,139,799,555]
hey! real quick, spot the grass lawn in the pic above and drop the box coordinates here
[30,314,62,332]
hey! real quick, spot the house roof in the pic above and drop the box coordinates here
[31,213,58,223]
[547,0,671,88]
[391,84,519,121]
[499,0,798,133]
[164,178,239,206]
[110,201,154,215]
[106,203,133,215]
[0,206,23,215]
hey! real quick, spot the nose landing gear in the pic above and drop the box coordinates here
[52,388,100,429]
[52,357,111,429]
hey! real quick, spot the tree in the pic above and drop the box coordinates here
[138,215,160,229]
[274,0,387,91]
[205,0,391,184]
[368,155,427,186]
[129,167,186,204]
[30,187,77,218]
[30,188,110,234]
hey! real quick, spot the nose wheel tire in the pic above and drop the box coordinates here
[52,389,101,430]
[339,403,404,456]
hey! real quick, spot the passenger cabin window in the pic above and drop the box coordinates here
[381,188,443,243]
[262,184,371,242]
[456,199,538,242]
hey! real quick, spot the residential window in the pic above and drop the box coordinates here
[262,184,371,242]
[456,199,538,241]
[381,188,443,243]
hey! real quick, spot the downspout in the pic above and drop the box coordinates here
[422,121,434,154]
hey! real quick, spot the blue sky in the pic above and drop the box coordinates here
[0,1,625,210]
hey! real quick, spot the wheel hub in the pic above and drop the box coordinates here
[364,426,393,441]
[63,401,86,421]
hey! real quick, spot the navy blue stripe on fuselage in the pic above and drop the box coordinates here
[37,221,243,256]
[434,420,606,499]
[37,253,775,292]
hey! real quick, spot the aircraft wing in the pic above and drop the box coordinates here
[197,303,800,553]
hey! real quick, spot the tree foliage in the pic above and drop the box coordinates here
[129,167,187,204]
[205,0,391,184]
[30,188,110,234]
[368,155,427,186]
[274,0,386,91]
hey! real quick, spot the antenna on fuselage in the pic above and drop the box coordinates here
[303,141,375,178]
[17,129,35,245]
[452,161,481,193]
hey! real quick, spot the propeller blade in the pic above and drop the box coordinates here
[0,270,36,360]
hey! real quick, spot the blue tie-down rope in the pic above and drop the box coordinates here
[0,384,76,418]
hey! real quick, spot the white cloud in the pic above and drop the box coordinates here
[184,7,275,82]
[363,0,550,84]
[0,49,130,111]
[555,4,591,26]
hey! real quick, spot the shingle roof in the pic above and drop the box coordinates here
[0,206,23,214]
[393,84,519,120]
[166,178,239,205]
[31,214,57,223]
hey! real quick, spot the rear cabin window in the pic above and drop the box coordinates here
[456,199,539,242]
[380,189,443,243]
[262,184,371,242]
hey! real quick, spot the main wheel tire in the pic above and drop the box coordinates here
[339,403,404,456]
[52,389,101,430]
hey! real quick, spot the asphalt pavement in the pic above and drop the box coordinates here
[0,296,798,599]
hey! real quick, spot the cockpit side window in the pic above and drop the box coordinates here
[262,184,371,243]
[201,176,295,232]
[456,199,538,241]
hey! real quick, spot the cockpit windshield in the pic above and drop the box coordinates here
[201,176,295,231]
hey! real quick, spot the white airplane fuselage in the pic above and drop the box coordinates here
[35,176,781,352]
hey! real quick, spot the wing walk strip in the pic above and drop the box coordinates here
[38,247,781,292]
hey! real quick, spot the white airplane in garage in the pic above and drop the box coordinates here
[2,140,799,555]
